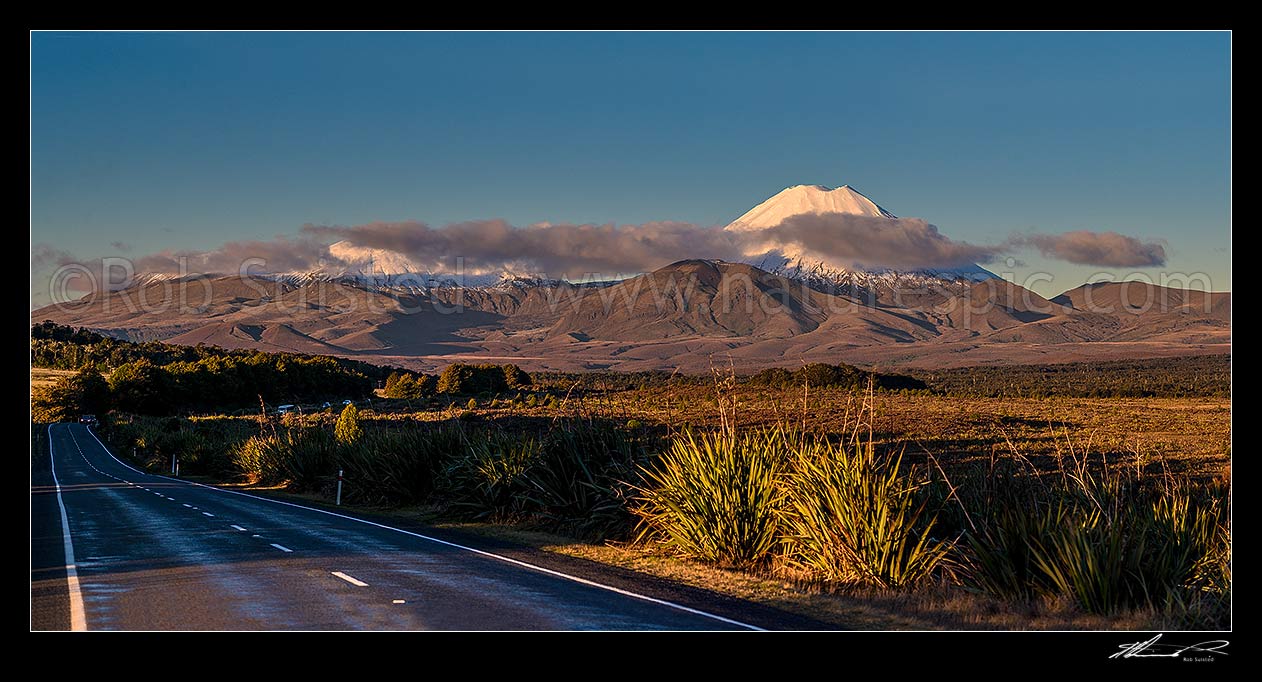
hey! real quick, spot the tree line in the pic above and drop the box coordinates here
[383,363,532,399]
[32,323,538,418]
[745,362,928,391]
[32,322,379,418]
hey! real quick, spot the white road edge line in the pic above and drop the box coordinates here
[331,571,369,587]
[47,425,87,631]
[270,543,293,553]
[82,427,762,631]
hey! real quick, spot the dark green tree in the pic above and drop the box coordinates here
[109,359,176,415]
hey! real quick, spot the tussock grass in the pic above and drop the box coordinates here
[947,443,1231,626]
[632,424,953,585]
[339,426,463,505]
[783,438,952,588]
[633,428,785,568]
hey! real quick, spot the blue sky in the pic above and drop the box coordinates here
[31,31,1231,298]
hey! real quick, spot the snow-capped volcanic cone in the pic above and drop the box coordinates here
[726,184,896,229]
[725,184,995,292]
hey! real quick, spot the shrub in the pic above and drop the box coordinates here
[743,363,925,391]
[796,363,863,389]
[746,367,794,388]
[334,404,363,445]
[106,415,252,476]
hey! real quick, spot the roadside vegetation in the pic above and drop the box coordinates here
[31,323,1231,629]
[81,379,1228,629]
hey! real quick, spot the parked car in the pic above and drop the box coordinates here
[276,404,298,415]
[320,402,333,409]
[78,414,98,427]
[342,400,353,406]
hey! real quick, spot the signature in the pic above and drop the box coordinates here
[1111,634,1230,660]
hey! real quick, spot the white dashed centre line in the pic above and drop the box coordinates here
[202,512,215,517]
[182,504,193,508]
[331,571,369,587]
[392,599,406,604]
[230,525,248,532]
[270,543,293,553]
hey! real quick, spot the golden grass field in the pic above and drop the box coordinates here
[356,385,1232,480]
[30,367,75,391]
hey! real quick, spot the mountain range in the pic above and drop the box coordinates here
[32,185,1230,373]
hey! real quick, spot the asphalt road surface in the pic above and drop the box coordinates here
[32,423,815,631]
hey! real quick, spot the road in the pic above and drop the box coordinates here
[32,423,778,631]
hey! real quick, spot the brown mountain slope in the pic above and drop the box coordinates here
[1051,281,1230,319]
[939,280,1073,333]
[32,263,1231,371]
[547,260,828,341]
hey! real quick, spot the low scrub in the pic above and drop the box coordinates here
[111,415,254,476]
